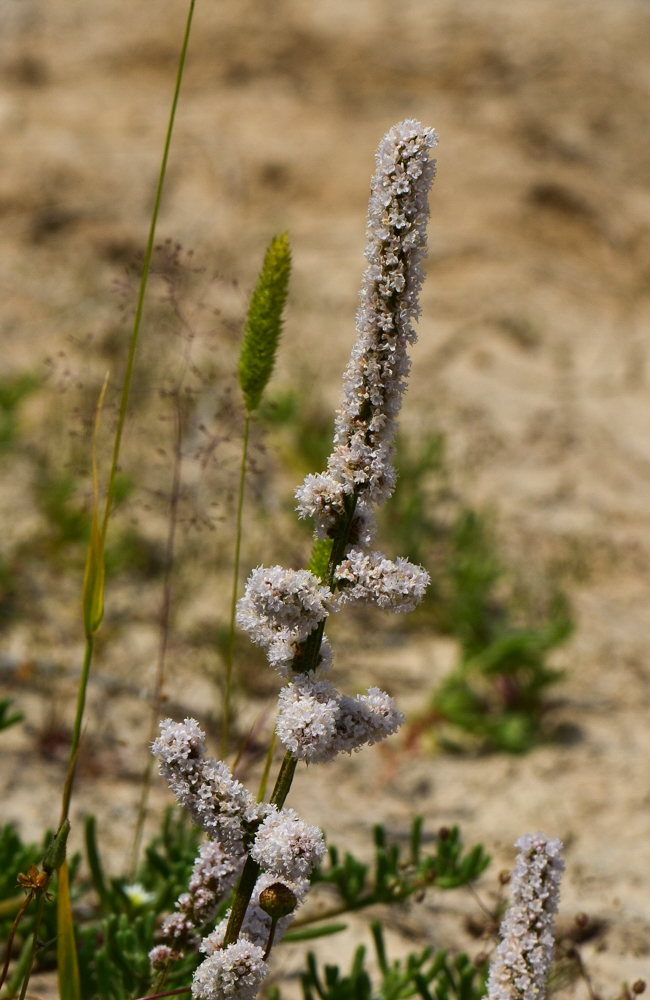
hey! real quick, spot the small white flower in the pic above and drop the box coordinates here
[335,548,429,612]
[276,673,340,763]
[122,883,155,908]
[192,940,268,1000]
[333,687,404,754]
[251,807,326,881]
[152,717,205,766]
[487,833,564,1000]
[149,944,180,969]
[236,566,334,674]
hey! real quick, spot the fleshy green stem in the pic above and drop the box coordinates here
[221,411,251,758]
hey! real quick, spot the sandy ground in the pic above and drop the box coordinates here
[1,0,650,995]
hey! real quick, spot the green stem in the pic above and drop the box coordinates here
[0,895,32,992]
[54,0,196,841]
[60,634,93,828]
[221,411,250,758]
[223,750,297,945]
[269,751,297,809]
[101,0,196,539]
[17,889,47,1000]
[223,854,261,947]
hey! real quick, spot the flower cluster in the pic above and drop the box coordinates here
[152,719,261,854]
[487,833,565,1000]
[275,671,404,763]
[335,548,430,612]
[235,566,334,675]
[296,119,437,535]
[151,719,325,995]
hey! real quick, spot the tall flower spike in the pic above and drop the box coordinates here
[487,833,565,1000]
[296,119,437,536]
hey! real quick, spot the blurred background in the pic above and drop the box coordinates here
[1,0,650,993]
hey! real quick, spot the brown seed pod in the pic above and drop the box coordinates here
[259,882,298,919]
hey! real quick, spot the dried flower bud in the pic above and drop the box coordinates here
[258,882,298,919]
[633,983,646,996]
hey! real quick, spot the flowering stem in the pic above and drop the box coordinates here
[263,917,278,961]
[223,749,297,946]
[222,411,250,759]
[223,855,260,946]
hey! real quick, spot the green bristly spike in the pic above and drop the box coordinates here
[238,233,291,414]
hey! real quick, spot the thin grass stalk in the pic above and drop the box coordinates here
[13,9,197,1000]
[221,411,250,758]
[59,636,93,828]
[56,0,196,842]
[101,0,196,539]
[17,891,47,1000]
[0,896,32,992]
[256,730,276,802]
[130,394,185,876]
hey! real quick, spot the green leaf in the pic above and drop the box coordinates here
[282,922,348,943]
[82,375,109,638]
[57,860,81,1000]
[238,234,291,413]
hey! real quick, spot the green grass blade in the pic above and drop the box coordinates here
[57,860,81,1000]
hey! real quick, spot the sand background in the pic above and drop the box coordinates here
[1,0,650,995]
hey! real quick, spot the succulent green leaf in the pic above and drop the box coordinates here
[238,234,291,413]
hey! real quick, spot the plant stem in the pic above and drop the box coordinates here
[0,895,32,991]
[221,484,358,947]
[221,411,250,759]
[17,889,47,1000]
[101,0,196,540]
[59,635,93,828]
[130,393,184,876]
[223,749,297,946]
[269,751,296,809]
[54,0,196,846]
[132,989,191,1000]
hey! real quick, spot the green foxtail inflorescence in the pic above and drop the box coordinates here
[238,234,292,414]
